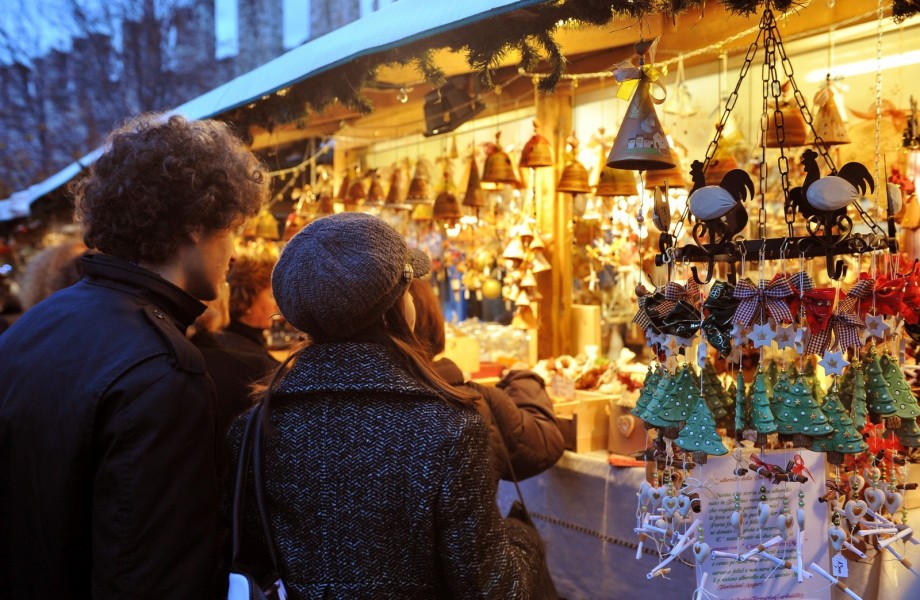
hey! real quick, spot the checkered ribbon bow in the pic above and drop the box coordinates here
[732,275,796,326]
[649,279,701,318]
[803,282,870,355]
[633,292,654,330]
[787,271,814,318]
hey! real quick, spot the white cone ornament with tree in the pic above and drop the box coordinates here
[606,38,676,171]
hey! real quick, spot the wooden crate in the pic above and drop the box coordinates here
[552,391,611,453]
[607,401,651,456]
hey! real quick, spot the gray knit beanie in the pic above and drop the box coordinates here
[272,212,431,340]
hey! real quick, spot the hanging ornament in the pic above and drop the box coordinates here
[810,77,850,146]
[519,119,554,169]
[557,133,591,194]
[607,38,677,171]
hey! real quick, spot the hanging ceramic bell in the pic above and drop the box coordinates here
[385,164,409,209]
[645,152,687,190]
[315,193,335,215]
[520,119,554,168]
[810,80,850,146]
[255,209,280,240]
[433,190,462,223]
[557,134,591,194]
[531,251,551,273]
[511,305,538,329]
[336,172,352,200]
[346,178,367,204]
[606,78,677,171]
[463,155,487,208]
[595,148,638,196]
[406,159,433,203]
[411,202,433,221]
[761,93,807,148]
[366,171,385,205]
[705,144,741,186]
[482,132,520,187]
[502,237,525,262]
[520,270,537,289]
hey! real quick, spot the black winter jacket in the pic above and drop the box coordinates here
[227,342,545,599]
[0,253,223,599]
[434,358,565,483]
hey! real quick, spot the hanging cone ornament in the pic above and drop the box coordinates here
[406,159,433,203]
[704,127,742,185]
[531,251,551,273]
[345,176,367,210]
[463,155,487,208]
[645,150,687,190]
[255,209,280,240]
[315,192,334,215]
[557,133,591,194]
[512,304,538,329]
[520,270,537,288]
[810,79,850,146]
[481,132,520,187]
[433,170,462,224]
[336,172,352,200]
[386,163,410,210]
[520,119,554,168]
[607,44,676,171]
[502,237,526,262]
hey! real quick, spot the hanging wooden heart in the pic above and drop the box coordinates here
[844,499,868,527]
[848,474,865,497]
[677,494,693,517]
[828,525,847,553]
[692,541,712,564]
[662,495,680,517]
[864,487,885,513]
[884,490,903,515]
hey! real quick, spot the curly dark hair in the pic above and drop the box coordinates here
[227,254,275,320]
[72,113,267,264]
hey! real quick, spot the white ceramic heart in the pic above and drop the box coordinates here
[638,481,652,507]
[777,513,794,536]
[649,486,665,508]
[844,499,868,528]
[731,510,744,533]
[662,495,680,517]
[677,495,693,517]
[865,487,885,513]
[849,474,865,497]
[828,525,846,553]
[692,541,712,564]
[885,491,903,515]
[758,502,772,528]
[618,415,636,436]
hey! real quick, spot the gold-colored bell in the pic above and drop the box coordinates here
[255,209,280,240]
[502,237,525,262]
[463,155,487,208]
[531,252,551,273]
[644,152,687,190]
[406,159,433,203]
[557,134,591,194]
[433,190,462,222]
[519,119,554,168]
[386,165,408,208]
[411,202,434,221]
[520,270,537,289]
[704,151,740,186]
[346,179,367,203]
[606,78,677,171]
[482,132,520,187]
[810,80,850,146]
[762,96,807,148]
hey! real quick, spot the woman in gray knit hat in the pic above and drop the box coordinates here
[226,212,546,599]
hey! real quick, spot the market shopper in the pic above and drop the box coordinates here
[17,240,87,309]
[409,278,565,484]
[0,113,266,598]
[193,254,280,435]
[229,212,546,598]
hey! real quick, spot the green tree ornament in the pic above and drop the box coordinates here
[864,352,897,420]
[849,367,869,432]
[675,393,729,464]
[656,365,701,433]
[632,364,661,420]
[895,417,920,448]
[733,373,747,439]
[701,361,729,423]
[773,374,834,447]
[750,369,777,445]
[812,384,869,464]
[879,353,920,425]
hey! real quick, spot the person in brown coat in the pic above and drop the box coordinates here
[409,278,564,483]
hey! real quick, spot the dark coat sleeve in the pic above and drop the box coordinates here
[436,413,546,599]
[484,370,565,481]
[92,360,221,599]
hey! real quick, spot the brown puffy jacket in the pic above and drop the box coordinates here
[434,358,565,483]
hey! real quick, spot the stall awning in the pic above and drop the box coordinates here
[0,0,545,221]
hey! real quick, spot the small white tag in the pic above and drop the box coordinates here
[832,553,848,578]
[551,374,576,401]
[697,341,708,369]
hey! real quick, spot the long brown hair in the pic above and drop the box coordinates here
[409,279,445,360]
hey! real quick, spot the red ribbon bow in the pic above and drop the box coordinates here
[856,273,906,318]
[732,274,795,326]
[789,454,814,483]
[903,275,920,325]
[802,285,866,355]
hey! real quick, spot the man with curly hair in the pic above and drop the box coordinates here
[0,113,267,598]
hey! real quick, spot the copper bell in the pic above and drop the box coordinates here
[606,78,677,171]
[519,120,554,168]
[406,159,433,203]
[433,190,462,222]
[315,193,335,215]
[644,152,687,190]
[463,155,487,208]
[704,149,740,186]
[762,98,807,148]
[481,132,520,187]
[346,178,367,206]
[810,80,850,146]
[557,134,591,194]
[386,165,408,209]
[336,172,351,200]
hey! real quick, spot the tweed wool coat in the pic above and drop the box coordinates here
[226,342,545,599]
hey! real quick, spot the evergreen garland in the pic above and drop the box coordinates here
[221,0,920,134]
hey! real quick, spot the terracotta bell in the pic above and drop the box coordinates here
[366,172,386,205]
[519,120,554,169]
[810,81,850,146]
[346,179,367,204]
[481,132,520,187]
[644,152,687,190]
[406,159,433,203]
[557,134,591,194]
[336,173,351,200]
[594,148,638,197]
[761,99,807,148]
[433,190,462,222]
[315,193,335,215]
[386,165,408,209]
[463,155,487,208]
[704,148,740,186]
[606,77,677,171]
